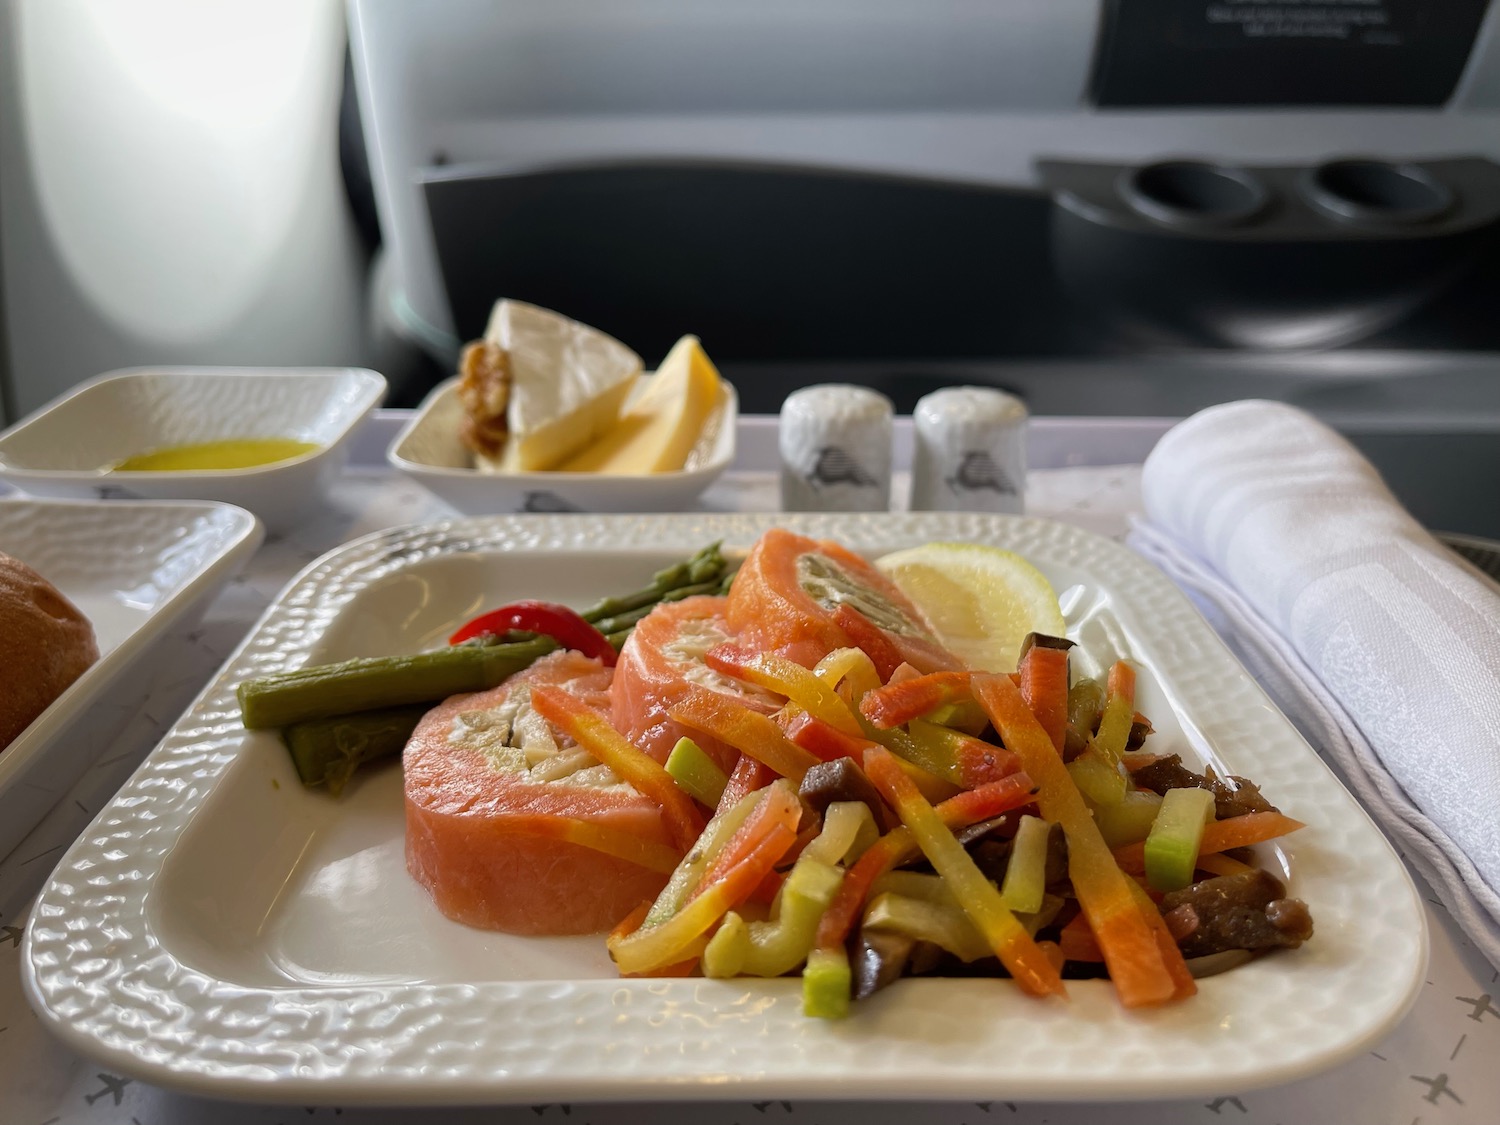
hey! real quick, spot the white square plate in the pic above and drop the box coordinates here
[388,375,737,513]
[0,367,385,533]
[22,513,1425,1105]
[0,497,263,861]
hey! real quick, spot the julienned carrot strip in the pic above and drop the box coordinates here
[717,754,775,813]
[671,689,822,783]
[1058,913,1105,962]
[1125,876,1196,1001]
[859,672,974,729]
[783,709,882,763]
[1112,811,1306,876]
[864,747,1065,999]
[530,685,705,852]
[608,822,798,975]
[832,603,906,682]
[1195,851,1256,878]
[813,771,1039,952]
[697,781,804,892]
[511,815,684,875]
[1121,752,1168,773]
[973,672,1184,1008]
[705,646,865,737]
[1019,644,1070,755]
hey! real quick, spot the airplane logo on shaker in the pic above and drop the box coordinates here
[808,446,877,489]
[947,450,1017,496]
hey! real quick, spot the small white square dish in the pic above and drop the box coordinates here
[0,367,386,534]
[0,496,262,863]
[22,512,1425,1106]
[388,375,737,514]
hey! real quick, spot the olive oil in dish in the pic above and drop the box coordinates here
[112,438,318,472]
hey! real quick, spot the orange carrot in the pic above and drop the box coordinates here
[782,709,881,763]
[717,753,775,813]
[695,780,804,893]
[705,646,864,737]
[1112,811,1307,876]
[1058,913,1105,962]
[973,671,1188,1008]
[859,671,974,729]
[1019,644,1070,754]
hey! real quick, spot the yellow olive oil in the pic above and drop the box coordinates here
[113,438,318,472]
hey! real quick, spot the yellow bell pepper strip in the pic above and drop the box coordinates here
[812,770,1039,953]
[814,646,883,709]
[802,946,852,1019]
[859,671,975,730]
[608,817,798,975]
[664,736,729,807]
[1143,786,1217,892]
[972,671,1185,1008]
[608,903,704,978]
[999,814,1052,915]
[530,685,705,852]
[863,745,1065,999]
[671,689,822,783]
[1019,640,1071,754]
[1091,660,1137,768]
[705,646,865,737]
[1112,810,1307,876]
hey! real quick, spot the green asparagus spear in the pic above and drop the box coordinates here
[283,705,431,794]
[238,545,730,732]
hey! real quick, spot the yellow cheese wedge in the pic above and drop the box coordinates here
[557,335,723,474]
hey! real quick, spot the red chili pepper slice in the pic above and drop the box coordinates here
[448,600,617,666]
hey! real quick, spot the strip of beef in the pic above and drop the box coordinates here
[1160,869,1313,958]
[1131,753,1277,820]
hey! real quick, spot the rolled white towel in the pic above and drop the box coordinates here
[1131,399,1500,966]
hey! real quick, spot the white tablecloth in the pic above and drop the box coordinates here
[3,462,1497,1124]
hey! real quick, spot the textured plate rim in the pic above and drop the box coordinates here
[22,512,1427,1106]
[0,496,264,794]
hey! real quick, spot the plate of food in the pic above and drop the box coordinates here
[22,512,1425,1105]
[388,300,737,514]
[0,496,263,862]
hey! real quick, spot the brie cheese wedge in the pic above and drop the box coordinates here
[474,300,642,473]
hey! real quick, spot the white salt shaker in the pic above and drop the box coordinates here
[779,384,893,512]
[910,386,1027,513]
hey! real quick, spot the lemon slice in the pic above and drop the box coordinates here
[875,542,1066,673]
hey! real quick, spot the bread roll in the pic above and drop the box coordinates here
[0,552,100,751]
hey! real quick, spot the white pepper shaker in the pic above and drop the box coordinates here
[779,384,893,512]
[910,386,1027,513]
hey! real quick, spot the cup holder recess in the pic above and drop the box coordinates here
[1117,161,1269,230]
[1302,160,1454,227]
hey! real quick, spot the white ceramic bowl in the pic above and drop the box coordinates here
[388,375,737,514]
[0,367,386,533]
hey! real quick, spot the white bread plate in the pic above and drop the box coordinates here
[0,367,386,534]
[387,375,738,514]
